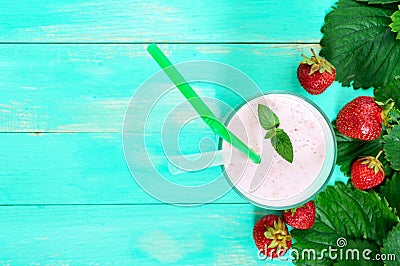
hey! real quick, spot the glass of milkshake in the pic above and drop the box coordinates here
[220,91,336,210]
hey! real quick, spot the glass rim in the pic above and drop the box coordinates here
[218,90,337,210]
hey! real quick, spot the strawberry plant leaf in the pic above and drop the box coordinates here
[381,172,400,212]
[357,0,400,4]
[271,128,293,163]
[374,80,400,125]
[314,182,398,245]
[334,124,388,177]
[258,104,279,130]
[381,223,400,266]
[374,78,400,109]
[320,0,400,89]
[292,182,399,265]
[386,107,400,126]
[390,7,400,39]
[334,239,382,265]
[383,124,400,170]
[291,220,341,265]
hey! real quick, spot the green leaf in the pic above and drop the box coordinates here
[374,80,400,125]
[374,78,400,109]
[320,0,400,89]
[381,223,400,266]
[386,107,400,126]
[334,125,386,176]
[335,239,382,266]
[381,172,400,212]
[357,0,400,4]
[383,124,400,170]
[390,6,400,39]
[292,220,341,265]
[271,128,293,163]
[264,128,276,139]
[258,104,279,130]
[317,183,398,245]
[258,104,293,162]
[292,182,399,265]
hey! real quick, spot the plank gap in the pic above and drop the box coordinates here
[0,41,319,45]
[0,202,251,207]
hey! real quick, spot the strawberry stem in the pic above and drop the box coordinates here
[376,150,384,160]
[310,48,320,64]
[380,98,395,128]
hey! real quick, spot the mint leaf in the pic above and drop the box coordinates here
[383,125,400,170]
[390,6,400,39]
[258,104,279,130]
[258,104,293,163]
[292,182,399,265]
[381,223,400,266]
[381,172,400,212]
[320,0,400,89]
[271,128,293,163]
[264,128,276,139]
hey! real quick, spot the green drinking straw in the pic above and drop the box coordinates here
[147,43,261,164]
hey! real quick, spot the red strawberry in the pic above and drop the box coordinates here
[282,201,316,230]
[253,215,292,258]
[351,150,385,190]
[336,96,394,141]
[297,48,336,95]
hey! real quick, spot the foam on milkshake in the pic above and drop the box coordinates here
[221,93,335,209]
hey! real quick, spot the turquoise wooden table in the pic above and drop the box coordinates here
[0,1,374,265]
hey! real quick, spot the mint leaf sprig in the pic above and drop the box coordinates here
[258,104,294,163]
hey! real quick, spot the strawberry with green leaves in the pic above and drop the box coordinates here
[282,201,316,230]
[336,96,394,141]
[253,215,292,258]
[351,150,385,190]
[297,48,336,95]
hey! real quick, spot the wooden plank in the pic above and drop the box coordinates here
[0,132,244,204]
[0,204,292,265]
[0,44,373,133]
[0,0,335,43]
[0,132,349,205]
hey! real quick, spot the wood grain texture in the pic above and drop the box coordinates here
[0,132,237,204]
[0,44,373,133]
[0,131,348,205]
[0,204,295,265]
[0,0,335,43]
[0,0,367,265]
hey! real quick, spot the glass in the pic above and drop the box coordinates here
[219,91,337,210]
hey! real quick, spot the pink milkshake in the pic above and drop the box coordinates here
[221,92,336,209]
